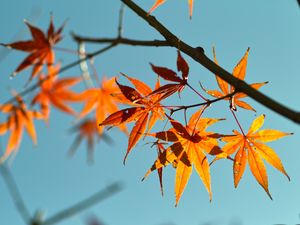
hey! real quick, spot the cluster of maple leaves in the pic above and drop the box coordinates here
[0,15,292,206]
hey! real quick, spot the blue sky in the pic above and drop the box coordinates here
[0,1,300,225]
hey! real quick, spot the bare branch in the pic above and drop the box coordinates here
[169,91,236,114]
[118,3,125,37]
[0,165,32,224]
[120,0,300,124]
[72,35,169,47]
[42,182,123,225]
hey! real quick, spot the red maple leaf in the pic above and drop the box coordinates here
[1,16,65,81]
[100,74,166,163]
[148,51,189,101]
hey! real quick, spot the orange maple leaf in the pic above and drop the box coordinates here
[78,77,128,135]
[143,108,224,206]
[149,0,194,18]
[221,114,291,199]
[100,74,165,164]
[0,94,43,162]
[204,47,267,111]
[31,64,81,121]
[1,16,65,80]
[68,118,112,164]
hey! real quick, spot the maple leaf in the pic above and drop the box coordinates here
[149,140,168,196]
[204,47,268,111]
[149,0,194,18]
[1,16,65,80]
[78,77,128,135]
[143,108,224,206]
[31,64,81,121]
[100,74,165,164]
[0,94,43,162]
[68,118,112,164]
[149,51,189,101]
[221,114,291,199]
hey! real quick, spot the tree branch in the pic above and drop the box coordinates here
[72,35,169,47]
[120,0,300,124]
[169,92,237,114]
[41,182,123,225]
[0,165,32,224]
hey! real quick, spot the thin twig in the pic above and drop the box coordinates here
[230,109,246,136]
[186,83,207,101]
[170,92,236,113]
[42,182,123,225]
[118,3,125,37]
[72,35,169,47]
[0,165,32,224]
[120,0,300,124]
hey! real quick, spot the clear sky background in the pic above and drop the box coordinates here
[0,1,300,225]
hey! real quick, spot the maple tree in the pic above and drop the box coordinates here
[0,1,298,225]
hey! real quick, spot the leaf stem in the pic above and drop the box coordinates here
[42,182,123,225]
[53,46,86,56]
[230,109,246,136]
[186,83,207,101]
[191,105,207,136]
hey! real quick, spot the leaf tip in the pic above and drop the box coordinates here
[267,191,273,200]
[286,173,291,182]
[0,43,10,49]
[233,182,238,189]
[10,72,17,79]
[209,192,212,202]
[119,72,127,78]
[149,62,154,69]
[123,153,129,165]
